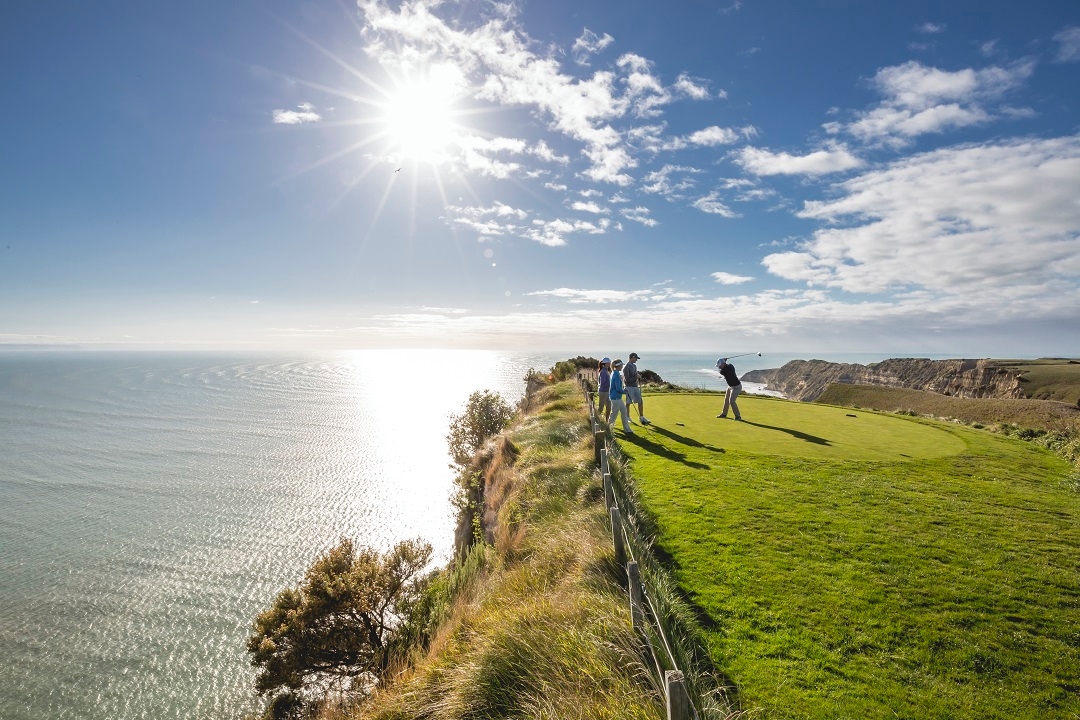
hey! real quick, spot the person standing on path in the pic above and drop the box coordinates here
[597,357,612,424]
[609,359,633,435]
[623,352,651,425]
[716,358,743,420]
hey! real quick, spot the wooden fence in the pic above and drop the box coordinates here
[575,372,699,720]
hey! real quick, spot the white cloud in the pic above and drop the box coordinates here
[686,125,741,145]
[673,73,712,100]
[1053,26,1080,62]
[571,200,609,214]
[712,271,754,284]
[273,102,321,124]
[530,140,570,164]
[845,60,1035,146]
[734,143,864,176]
[523,217,613,246]
[916,22,946,34]
[617,53,672,118]
[445,202,529,236]
[528,287,650,303]
[620,206,658,227]
[763,135,1080,298]
[641,164,702,195]
[572,28,615,65]
[693,192,738,217]
[545,181,568,192]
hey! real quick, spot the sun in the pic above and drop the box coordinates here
[380,69,462,164]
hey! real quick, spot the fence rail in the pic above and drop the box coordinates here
[576,372,700,720]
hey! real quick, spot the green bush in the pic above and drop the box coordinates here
[550,356,600,381]
[247,538,433,717]
[447,390,515,468]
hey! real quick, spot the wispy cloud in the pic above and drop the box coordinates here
[528,287,650,303]
[445,202,529,237]
[572,28,615,65]
[620,206,658,227]
[734,143,864,176]
[1053,26,1080,63]
[641,164,703,196]
[915,22,946,34]
[693,192,738,217]
[712,271,754,284]
[523,217,613,246]
[272,102,321,124]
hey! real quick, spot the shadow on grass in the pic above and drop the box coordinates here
[740,419,832,446]
[647,424,728,455]
[620,431,713,470]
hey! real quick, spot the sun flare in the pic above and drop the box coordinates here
[380,71,461,163]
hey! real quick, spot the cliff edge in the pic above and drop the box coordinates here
[741,358,1029,403]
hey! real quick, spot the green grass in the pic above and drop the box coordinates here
[620,392,1080,719]
[632,393,965,462]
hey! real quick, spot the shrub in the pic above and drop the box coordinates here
[247,538,433,717]
[550,356,600,381]
[447,390,515,468]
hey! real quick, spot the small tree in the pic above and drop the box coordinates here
[247,537,433,716]
[447,390,514,468]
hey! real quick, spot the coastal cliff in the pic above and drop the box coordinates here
[741,358,1029,402]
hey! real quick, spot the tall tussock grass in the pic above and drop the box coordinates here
[333,380,662,719]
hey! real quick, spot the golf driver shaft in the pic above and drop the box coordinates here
[725,352,761,359]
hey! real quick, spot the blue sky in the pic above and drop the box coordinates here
[2,0,1079,354]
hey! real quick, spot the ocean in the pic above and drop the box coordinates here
[0,349,911,718]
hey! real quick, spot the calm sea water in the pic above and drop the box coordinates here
[0,349,921,719]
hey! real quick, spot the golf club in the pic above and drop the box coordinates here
[720,352,762,360]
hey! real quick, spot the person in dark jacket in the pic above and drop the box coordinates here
[716,358,743,420]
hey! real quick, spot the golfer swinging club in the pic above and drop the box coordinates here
[716,358,743,421]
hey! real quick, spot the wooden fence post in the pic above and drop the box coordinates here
[665,670,690,720]
[610,507,626,568]
[628,561,644,631]
[603,472,614,509]
[594,429,604,467]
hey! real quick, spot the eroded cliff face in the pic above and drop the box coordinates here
[741,358,1028,402]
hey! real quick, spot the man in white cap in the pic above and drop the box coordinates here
[716,358,743,420]
[623,352,650,425]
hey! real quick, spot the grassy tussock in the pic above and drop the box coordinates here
[342,380,671,720]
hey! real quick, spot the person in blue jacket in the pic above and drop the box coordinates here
[597,357,612,424]
[609,359,633,434]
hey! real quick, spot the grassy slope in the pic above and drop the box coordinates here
[351,382,666,720]
[989,358,1080,405]
[620,393,1080,719]
[818,383,1080,433]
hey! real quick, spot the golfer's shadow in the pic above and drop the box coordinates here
[648,424,727,455]
[622,430,714,470]
[739,420,831,446]
[622,425,721,470]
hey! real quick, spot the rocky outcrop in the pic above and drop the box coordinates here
[741,358,1028,403]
